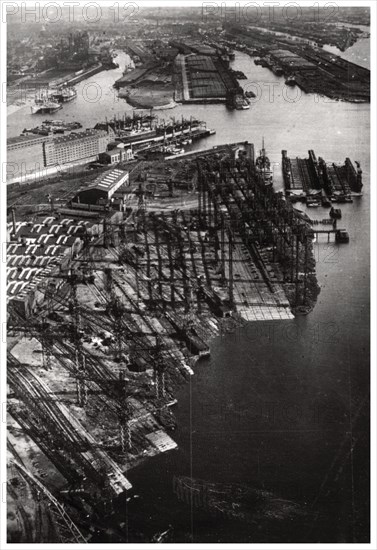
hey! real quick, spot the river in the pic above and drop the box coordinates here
[7,42,370,543]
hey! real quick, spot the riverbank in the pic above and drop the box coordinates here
[224,24,370,103]
[118,84,176,109]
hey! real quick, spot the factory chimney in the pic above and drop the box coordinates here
[11,208,17,235]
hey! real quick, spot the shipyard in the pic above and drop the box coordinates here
[5,133,362,541]
[3,3,372,547]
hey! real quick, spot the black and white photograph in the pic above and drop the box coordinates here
[1,1,375,547]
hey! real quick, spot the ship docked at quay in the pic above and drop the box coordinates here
[255,139,273,186]
[94,113,216,156]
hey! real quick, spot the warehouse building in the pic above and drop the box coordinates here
[270,49,316,70]
[7,134,51,182]
[74,167,129,206]
[99,144,134,165]
[43,129,110,166]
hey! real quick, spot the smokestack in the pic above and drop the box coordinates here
[11,208,17,235]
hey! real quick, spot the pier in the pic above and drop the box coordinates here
[313,228,349,243]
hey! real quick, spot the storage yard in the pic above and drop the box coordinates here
[114,39,244,107]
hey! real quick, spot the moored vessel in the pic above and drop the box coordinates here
[272,65,284,76]
[30,89,63,114]
[330,206,342,219]
[50,86,77,103]
[285,75,296,86]
[31,99,62,114]
[255,139,273,186]
[335,229,349,243]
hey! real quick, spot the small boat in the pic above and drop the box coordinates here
[272,65,284,76]
[171,147,184,155]
[335,229,349,243]
[285,75,296,86]
[330,207,342,219]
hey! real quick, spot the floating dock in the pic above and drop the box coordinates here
[282,149,363,204]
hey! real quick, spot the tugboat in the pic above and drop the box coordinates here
[330,206,342,219]
[272,65,284,76]
[255,138,273,186]
[335,229,349,243]
[234,94,250,110]
[285,75,296,86]
[226,90,250,110]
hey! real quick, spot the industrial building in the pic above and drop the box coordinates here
[270,49,316,70]
[7,129,112,182]
[7,134,50,152]
[99,144,134,165]
[74,167,129,205]
[43,129,110,167]
[7,134,51,182]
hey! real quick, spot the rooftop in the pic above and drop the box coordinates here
[87,167,129,193]
[51,128,107,145]
[8,134,52,147]
[7,216,96,304]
